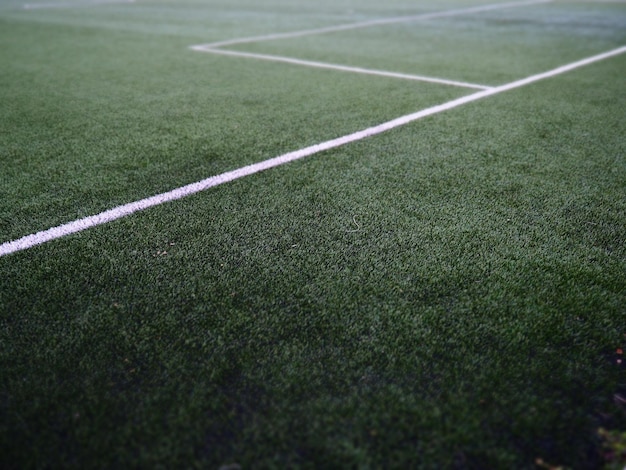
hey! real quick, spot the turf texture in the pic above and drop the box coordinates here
[1,0,625,468]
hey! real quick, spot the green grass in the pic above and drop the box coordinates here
[238,2,626,84]
[1,0,625,468]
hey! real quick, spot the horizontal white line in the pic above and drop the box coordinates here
[202,0,553,49]
[23,0,133,9]
[191,47,493,90]
[1,45,624,258]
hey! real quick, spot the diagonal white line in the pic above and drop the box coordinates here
[191,47,493,90]
[1,45,624,258]
[199,0,553,49]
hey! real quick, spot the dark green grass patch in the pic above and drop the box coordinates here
[2,53,626,469]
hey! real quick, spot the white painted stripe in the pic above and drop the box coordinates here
[1,45,624,257]
[192,47,493,90]
[23,0,133,9]
[200,0,553,49]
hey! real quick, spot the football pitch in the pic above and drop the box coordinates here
[1,0,625,467]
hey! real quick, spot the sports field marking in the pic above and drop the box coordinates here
[191,0,553,90]
[1,45,624,258]
[191,47,493,91]
[23,0,134,9]
[201,0,553,49]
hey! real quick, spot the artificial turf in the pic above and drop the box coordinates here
[1,0,625,468]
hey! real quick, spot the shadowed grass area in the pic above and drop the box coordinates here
[1,0,625,468]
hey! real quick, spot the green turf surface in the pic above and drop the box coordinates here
[234,2,626,84]
[1,0,625,468]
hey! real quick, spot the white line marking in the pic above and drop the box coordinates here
[191,0,553,91]
[1,45,624,258]
[23,0,134,9]
[199,0,553,49]
[191,47,493,90]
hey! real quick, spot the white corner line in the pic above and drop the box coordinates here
[191,47,493,91]
[1,45,624,258]
[199,0,553,49]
